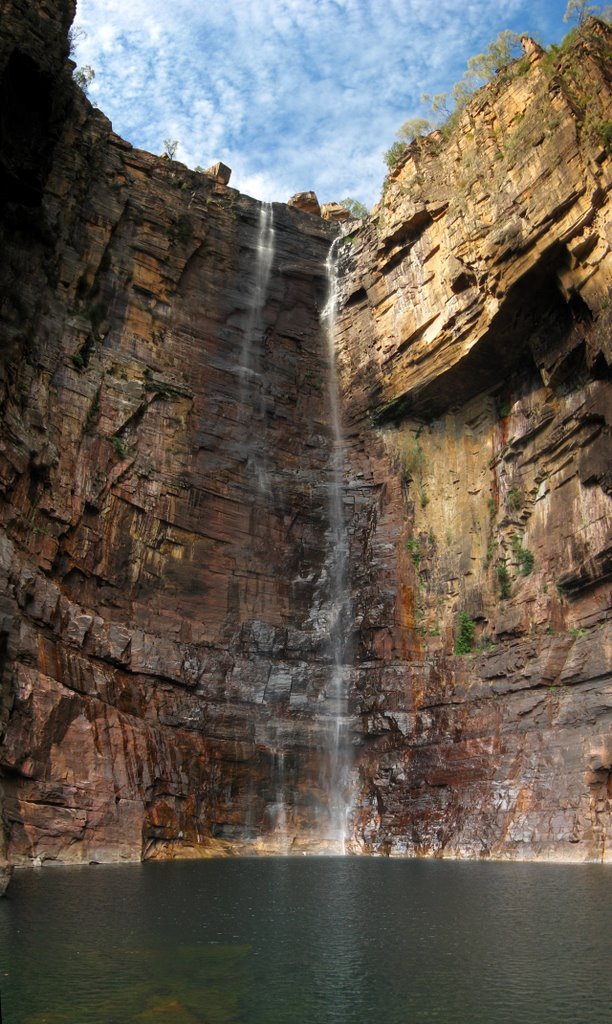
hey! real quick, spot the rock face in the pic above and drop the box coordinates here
[333,22,612,861]
[321,203,351,223]
[0,3,610,878]
[0,0,345,866]
[287,191,322,216]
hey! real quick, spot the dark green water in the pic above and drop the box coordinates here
[0,857,610,1024]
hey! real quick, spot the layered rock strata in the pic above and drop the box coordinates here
[334,22,611,860]
[0,3,610,881]
[0,0,356,869]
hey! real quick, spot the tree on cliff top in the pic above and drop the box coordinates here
[384,29,523,170]
[74,65,95,93]
[564,2,612,22]
[384,118,433,169]
[339,197,369,219]
[162,139,179,160]
[68,25,96,96]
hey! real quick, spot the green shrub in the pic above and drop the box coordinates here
[339,197,369,219]
[496,562,511,599]
[454,611,476,654]
[507,486,522,511]
[109,435,128,459]
[519,549,534,575]
[405,538,421,567]
[596,120,612,153]
[512,534,535,575]
[384,141,409,169]
[396,117,433,143]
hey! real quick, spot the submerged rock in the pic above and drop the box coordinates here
[0,859,11,896]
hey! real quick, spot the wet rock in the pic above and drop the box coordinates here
[0,861,12,896]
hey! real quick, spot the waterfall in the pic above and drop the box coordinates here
[272,749,290,853]
[239,201,276,495]
[321,238,352,853]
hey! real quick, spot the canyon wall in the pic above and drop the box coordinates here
[335,22,611,860]
[0,0,354,880]
[0,2,610,888]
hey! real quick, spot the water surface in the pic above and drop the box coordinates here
[0,857,610,1023]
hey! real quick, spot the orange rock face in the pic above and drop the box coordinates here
[333,19,611,861]
[0,4,610,880]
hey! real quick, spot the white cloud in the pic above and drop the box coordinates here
[73,0,570,207]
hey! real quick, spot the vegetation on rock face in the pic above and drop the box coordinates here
[384,29,524,170]
[108,435,128,459]
[384,119,433,168]
[163,139,179,160]
[454,611,476,654]
[496,562,511,600]
[507,486,522,512]
[596,120,612,152]
[512,534,535,576]
[564,1,612,24]
[339,197,369,219]
[68,25,95,94]
[383,12,611,179]
[384,141,411,170]
[74,64,95,92]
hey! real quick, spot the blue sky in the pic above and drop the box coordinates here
[73,0,574,208]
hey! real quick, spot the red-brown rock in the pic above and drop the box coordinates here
[0,4,610,884]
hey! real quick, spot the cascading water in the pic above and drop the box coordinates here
[271,749,290,853]
[320,237,352,853]
[238,202,291,850]
[239,201,276,495]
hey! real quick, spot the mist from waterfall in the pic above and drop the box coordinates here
[320,237,352,852]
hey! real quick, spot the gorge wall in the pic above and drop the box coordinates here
[0,2,610,889]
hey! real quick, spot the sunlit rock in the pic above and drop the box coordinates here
[321,202,351,222]
[288,190,321,215]
[205,161,232,184]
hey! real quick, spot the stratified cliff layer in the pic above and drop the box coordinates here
[0,0,353,879]
[0,3,610,887]
[334,22,611,860]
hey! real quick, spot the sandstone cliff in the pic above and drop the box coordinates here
[335,20,611,860]
[0,3,610,887]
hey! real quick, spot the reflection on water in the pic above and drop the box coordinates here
[1,857,610,1023]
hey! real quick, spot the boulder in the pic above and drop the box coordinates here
[321,202,351,222]
[205,162,232,185]
[287,191,321,216]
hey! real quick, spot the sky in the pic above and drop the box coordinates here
[72,0,575,209]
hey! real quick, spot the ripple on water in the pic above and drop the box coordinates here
[0,858,610,1024]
